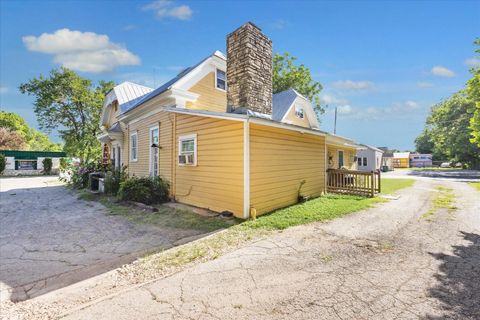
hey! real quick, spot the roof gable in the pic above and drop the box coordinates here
[273,88,319,129]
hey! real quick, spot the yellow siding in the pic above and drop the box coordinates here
[126,111,173,183]
[250,123,326,215]
[283,104,311,128]
[327,145,357,170]
[174,114,244,217]
[105,102,120,128]
[185,72,227,112]
[393,158,409,168]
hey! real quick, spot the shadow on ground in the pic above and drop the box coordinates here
[426,232,480,319]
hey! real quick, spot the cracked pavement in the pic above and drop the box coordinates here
[61,173,480,320]
[0,177,203,302]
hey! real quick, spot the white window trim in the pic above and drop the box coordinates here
[178,133,197,166]
[215,68,226,92]
[294,105,304,119]
[149,125,159,176]
[130,131,138,162]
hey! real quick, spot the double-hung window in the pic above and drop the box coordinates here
[216,69,226,90]
[130,132,138,161]
[357,157,362,166]
[295,105,304,119]
[178,134,197,166]
[363,157,368,166]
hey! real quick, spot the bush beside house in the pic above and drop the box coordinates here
[119,176,170,205]
[42,158,52,175]
[0,154,5,175]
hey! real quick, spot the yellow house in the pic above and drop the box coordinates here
[393,152,410,168]
[98,22,359,219]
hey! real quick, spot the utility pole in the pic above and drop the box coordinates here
[334,106,337,135]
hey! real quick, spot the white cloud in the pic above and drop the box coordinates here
[333,100,422,121]
[0,86,8,94]
[269,19,288,30]
[417,82,434,88]
[123,25,137,31]
[337,105,352,114]
[431,66,455,77]
[321,94,345,105]
[22,29,140,73]
[333,80,375,90]
[465,57,480,68]
[143,0,192,20]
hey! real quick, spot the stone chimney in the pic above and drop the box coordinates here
[226,22,272,114]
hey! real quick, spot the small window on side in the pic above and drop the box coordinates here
[130,132,138,161]
[363,157,367,166]
[216,69,226,90]
[295,106,304,119]
[178,134,197,166]
[357,157,362,166]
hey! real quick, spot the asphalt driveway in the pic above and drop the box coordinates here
[0,176,201,302]
[60,174,480,319]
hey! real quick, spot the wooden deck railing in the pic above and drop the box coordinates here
[327,169,381,197]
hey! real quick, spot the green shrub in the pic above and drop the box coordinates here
[68,160,104,189]
[59,158,68,171]
[42,158,53,175]
[0,154,5,175]
[119,176,170,204]
[104,166,127,195]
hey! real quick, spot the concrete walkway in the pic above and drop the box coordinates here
[0,177,202,302]
[61,176,480,319]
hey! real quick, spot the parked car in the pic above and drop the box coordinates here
[440,162,451,168]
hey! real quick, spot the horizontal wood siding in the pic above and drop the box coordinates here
[126,111,173,183]
[327,145,357,170]
[250,123,326,215]
[185,72,227,112]
[174,114,244,217]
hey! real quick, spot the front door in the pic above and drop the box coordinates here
[338,150,344,169]
[150,127,159,176]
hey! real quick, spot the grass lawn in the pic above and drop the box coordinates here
[241,178,415,230]
[470,182,480,192]
[78,191,237,232]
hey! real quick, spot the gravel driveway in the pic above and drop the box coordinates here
[61,174,480,319]
[0,177,201,302]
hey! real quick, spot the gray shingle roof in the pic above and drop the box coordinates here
[272,88,299,121]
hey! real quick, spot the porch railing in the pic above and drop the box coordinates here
[327,169,381,197]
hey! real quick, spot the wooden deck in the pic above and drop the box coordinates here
[327,168,381,197]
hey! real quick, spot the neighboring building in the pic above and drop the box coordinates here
[393,152,410,168]
[97,22,359,219]
[0,150,66,176]
[382,152,395,171]
[410,153,432,168]
[356,144,384,172]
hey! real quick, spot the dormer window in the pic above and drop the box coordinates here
[295,105,304,119]
[216,69,226,90]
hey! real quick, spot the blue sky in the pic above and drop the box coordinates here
[1,0,479,150]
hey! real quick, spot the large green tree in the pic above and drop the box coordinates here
[419,91,480,168]
[466,38,480,147]
[19,68,114,163]
[0,111,61,151]
[273,52,324,115]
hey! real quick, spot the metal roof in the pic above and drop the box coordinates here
[272,88,298,121]
[122,53,218,115]
[111,82,153,113]
[358,144,384,153]
[393,152,410,158]
[0,150,66,160]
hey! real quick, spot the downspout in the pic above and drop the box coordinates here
[243,117,250,219]
[172,113,177,199]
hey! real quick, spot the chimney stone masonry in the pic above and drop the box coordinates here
[226,22,273,115]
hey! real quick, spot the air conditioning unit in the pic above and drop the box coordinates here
[178,153,195,165]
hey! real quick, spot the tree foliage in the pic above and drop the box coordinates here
[0,111,61,151]
[0,128,26,150]
[273,53,324,116]
[466,38,480,147]
[19,68,114,163]
[418,91,480,167]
